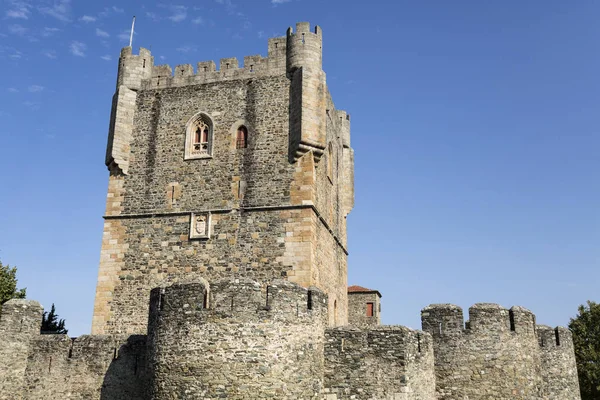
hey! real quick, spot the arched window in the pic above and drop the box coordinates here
[185,113,213,159]
[236,125,248,149]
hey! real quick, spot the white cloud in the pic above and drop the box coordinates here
[214,0,236,14]
[100,55,112,61]
[6,9,27,18]
[192,16,204,25]
[28,85,44,92]
[168,5,187,22]
[5,0,31,19]
[146,12,160,21]
[176,45,195,53]
[112,6,124,13]
[39,0,71,22]
[42,50,57,59]
[118,30,133,42]
[7,88,19,93]
[41,27,60,37]
[9,51,22,59]
[96,28,109,38]
[8,24,28,35]
[272,0,291,3]
[80,15,96,23]
[23,101,39,110]
[69,41,86,57]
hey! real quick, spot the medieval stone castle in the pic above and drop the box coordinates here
[0,22,582,399]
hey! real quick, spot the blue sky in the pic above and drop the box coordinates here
[0,0,598,335]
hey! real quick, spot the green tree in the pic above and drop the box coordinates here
[40,303,68,334]
[0,260,26,305]
[569,300,600,400]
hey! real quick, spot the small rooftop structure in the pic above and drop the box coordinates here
[348,285,382,297]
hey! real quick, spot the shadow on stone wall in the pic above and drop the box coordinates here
[100,335,149,400]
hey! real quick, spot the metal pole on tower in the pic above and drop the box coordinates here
[129,16,136,47]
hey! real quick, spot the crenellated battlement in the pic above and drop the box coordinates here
[422,303,539,337]
[324,325,436,399]
[147,277,329,398]
[421,303,580,399]
[148,277,328,326]
[537,325,574,349]
[119,36,290,92]
[0,299,43,335]
[286,22,323,76]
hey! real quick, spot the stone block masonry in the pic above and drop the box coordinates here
[324,326,436,399]
[421,303,581,400]
[147,278,329,399]
[94,21,352,334]
[0,21,582,400]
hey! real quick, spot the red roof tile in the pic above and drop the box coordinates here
[348,285,373,293]
[348,285,382,297]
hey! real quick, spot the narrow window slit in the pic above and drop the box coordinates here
[265,286,271,309]
[159,293,165,311]
[555,328,561,346]
[509,309,516,332]
[307,290,313,310]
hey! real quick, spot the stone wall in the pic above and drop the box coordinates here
[421,303,581,400]
[323,326,436,399]
[22,334,148,400]
[0,300,43,400]
[348,292,381,327]
[538,325,581,399]
[147,278,328,399]
[0,299,148,400]
[94,21,353,335]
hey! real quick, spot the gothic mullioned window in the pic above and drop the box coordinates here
[185,113,214,159]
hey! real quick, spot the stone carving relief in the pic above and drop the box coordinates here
[190,212,211,239]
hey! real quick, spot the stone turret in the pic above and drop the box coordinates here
[421,303,581,400]
[287,22,327,161]
[147,278,328,399]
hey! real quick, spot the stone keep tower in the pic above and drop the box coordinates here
[93,22,354,334]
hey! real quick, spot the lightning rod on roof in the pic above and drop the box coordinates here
[129,16,136,48]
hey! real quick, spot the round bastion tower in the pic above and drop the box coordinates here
[147,278,329,399]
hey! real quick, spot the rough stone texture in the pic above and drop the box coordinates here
[147,279,328,399]
[0,300,43,400]
[348,290,381,327]
[538,325,581,399]
[324,326,436,400]
[421,303,581,400]
[93,21,351,335]
[0,21,583,400]
[22,334,148,399]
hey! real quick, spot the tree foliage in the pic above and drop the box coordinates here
[569,300,600,400]
[41,303,68,334]
[0,260,26,305]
